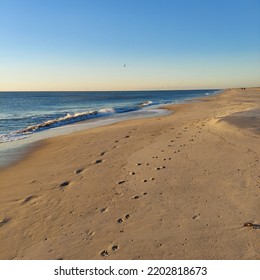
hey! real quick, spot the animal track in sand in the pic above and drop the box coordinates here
[21,195,37,205]
[101,244,119,258]
[100,151,107,156]
[131,195,140,200]
[0,217,11,227]
[243,222,260,229]
[156,166,166,170]
[192,214,200,220]
[74,168,83,174]
[118,180,126,185]
[59,181,70,188]
[117,214,130,225]
[100,250,109,257]
[112,245,118,251]
[130,171,136,175]
[100,207,108,213]
[94,159,103,164]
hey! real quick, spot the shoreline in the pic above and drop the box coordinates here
[0,107,170,169]
[0,88,259,260]
[0,90,220,170]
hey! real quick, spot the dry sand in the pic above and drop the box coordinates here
[0,88,259,260]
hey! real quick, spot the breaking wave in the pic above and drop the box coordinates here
[0,101,154,143]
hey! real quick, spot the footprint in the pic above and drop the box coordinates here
[244,222,260,229]
[112,245,118,251]
[192,214,200,220]
[59,181,70,188]
[156,166,165,170]
[117,218,124,223]
[94,159,103,164]
[100,250,109,257]
[21,195,37,205]
[74,168,83,174]
[0,217,11,227]
[118,180,126,185]
[100,207,108,213]
[131,195,139,200]
[125,214,130,219]
[100,151,106,156]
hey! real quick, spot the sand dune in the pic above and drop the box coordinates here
[0,88,259,260]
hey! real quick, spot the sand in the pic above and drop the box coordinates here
[0,88,259,260]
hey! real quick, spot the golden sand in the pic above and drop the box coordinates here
[0,88,259,260]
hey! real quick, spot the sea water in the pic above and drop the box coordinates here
[0,89,220,167]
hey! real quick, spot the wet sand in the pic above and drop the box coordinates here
[0,88,259,260]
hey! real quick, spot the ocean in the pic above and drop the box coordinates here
[0,89,220,166]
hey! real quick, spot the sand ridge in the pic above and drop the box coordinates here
[0,88,259,259]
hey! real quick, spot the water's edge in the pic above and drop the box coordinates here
[0,90,223,169]
[0,107,170,169]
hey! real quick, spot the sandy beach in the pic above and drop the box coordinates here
[0,88,259,260]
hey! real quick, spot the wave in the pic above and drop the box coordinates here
[138,100,153,107]
[16,108,116,134]
[0,133,30,143]
[0,100,155,143]
[14,101,154,134]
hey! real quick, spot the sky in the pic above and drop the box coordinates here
[0,0,259,91]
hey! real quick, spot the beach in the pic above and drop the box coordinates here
[0,88,259,260]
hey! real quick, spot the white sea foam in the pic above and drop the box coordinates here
[16,108,116,134]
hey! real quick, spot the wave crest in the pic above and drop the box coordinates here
[17,108,115,134]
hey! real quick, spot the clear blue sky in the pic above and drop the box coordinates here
[0,0,259,90]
